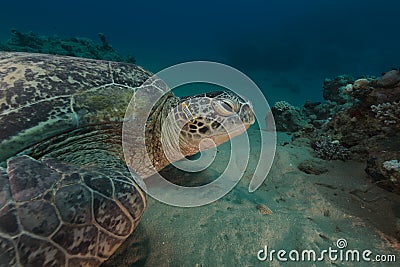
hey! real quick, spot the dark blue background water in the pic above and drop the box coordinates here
[1,0,399,105]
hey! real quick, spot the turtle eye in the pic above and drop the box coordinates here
[212,99,236,116]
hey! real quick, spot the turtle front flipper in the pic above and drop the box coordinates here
[0,155,146,267]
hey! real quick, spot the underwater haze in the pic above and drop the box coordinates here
[2,1,400,266]
[1,0,399,105]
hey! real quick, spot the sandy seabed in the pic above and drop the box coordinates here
[104,127,400,267]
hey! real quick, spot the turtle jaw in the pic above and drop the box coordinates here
[209,122,252,145]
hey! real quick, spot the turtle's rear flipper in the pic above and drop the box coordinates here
[0,155,146,266]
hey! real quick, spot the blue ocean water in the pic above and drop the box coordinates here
[1,0,399,105]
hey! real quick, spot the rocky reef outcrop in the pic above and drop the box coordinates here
[271,69,400,193]
[0,29,136,63]
[326,70,400,193]
[322,75,353,104]
[270,100,306,132]
[282,69,400,194]
[310,135,350,161]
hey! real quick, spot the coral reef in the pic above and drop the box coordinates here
[326,70,400,150]
[0,29,136,63]
[271,100,306,132]
[273,100,294,112]
[310,135,350,161]
[302,100,352,129]
[365,152,400,194]
[306,69,400,193]
[302,76,356,129]
[383,160,400,172]
[378,69,400,87]
[371,101,400,126]
[281,68,400,193]
[322,75,354,104]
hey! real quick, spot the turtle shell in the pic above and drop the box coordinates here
[0,155,146,266]
[0,52,150,266]
[0,52,151,162]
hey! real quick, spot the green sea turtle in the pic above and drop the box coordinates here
[0,52,255,266]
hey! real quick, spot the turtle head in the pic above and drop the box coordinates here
[143,90,255,173]
[169,90,255,156]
